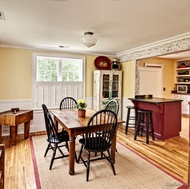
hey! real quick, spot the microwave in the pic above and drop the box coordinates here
[177,85,188,93]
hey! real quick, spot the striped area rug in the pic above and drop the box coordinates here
[30,135,186,189]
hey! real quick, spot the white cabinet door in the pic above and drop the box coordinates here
[182,95,190,114]
[173,94,190,115]
[93,70,122,118]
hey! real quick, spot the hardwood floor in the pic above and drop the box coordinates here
[117,116,189,183]
[1,116,189,188]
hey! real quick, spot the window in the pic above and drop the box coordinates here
[33,54,85,109]
[36,56,83,82]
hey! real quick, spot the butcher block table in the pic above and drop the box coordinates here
[0,110,33,145]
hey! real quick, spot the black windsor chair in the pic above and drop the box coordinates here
[59,97,77,110]
[77,109,118,181]
[42,104,69,170]
[59,97,78,160]
[104,99,119,116]
[104,99,119,152]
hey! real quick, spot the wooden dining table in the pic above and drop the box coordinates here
[50,108,125,175]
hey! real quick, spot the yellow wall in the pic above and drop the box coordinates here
[139,58,175,98]
[85,55,98,97]
[0,48,33,99]
[0,47,114,100]
[121,60,136,98]
[0,47,176,101]
[120,58,176,99]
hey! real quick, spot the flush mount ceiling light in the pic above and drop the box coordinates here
[81,32,97,48]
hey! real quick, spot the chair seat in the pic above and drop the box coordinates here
[47,130,69,143]
[79,137,111,152]
[57,130,69,141]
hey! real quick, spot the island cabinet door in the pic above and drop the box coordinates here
[152,102,181,140]
[162,102,181,139]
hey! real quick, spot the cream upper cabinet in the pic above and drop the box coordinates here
[93,70,122,118]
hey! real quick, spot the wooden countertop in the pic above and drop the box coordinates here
[128,97,183,104]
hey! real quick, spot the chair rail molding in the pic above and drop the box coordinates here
[117,32,190,62]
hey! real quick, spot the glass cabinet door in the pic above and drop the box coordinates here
[112,74,119,98]
[102,74,110,98]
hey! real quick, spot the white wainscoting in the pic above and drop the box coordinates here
[0,97,128,136]
[0,98,94,136]
[0,100,45,136]
[0,99,33,112]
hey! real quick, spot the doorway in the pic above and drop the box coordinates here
[138,64,163,97]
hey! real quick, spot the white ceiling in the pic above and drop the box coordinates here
[1,0,190,57]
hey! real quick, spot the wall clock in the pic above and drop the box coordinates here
[94,56,111,70]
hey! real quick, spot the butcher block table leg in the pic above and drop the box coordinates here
[24,121,30,139]
[10,126,18,145]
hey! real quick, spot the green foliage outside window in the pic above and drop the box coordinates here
[36,56,83,82]
[37,58,58,81]
[62,59,81,81]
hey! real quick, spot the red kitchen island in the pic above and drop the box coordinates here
[129,97,183,140]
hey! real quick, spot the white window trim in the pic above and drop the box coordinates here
[32,53,86,109]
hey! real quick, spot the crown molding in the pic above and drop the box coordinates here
[116,32,190,62]
[0,43,115,57]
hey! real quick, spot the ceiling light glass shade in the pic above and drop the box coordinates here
[81,32,97,48]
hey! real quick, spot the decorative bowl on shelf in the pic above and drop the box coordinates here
[178,65,186,68]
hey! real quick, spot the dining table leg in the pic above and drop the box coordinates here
[111,130,117,163]
[69,134,76,175]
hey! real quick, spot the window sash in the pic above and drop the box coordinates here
[36,56,83,82]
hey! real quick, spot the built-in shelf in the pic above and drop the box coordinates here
[176,67,190,71]
[176,82,190,84]
[176,59,190,84]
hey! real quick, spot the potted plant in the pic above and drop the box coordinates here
[77,99,87,117]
